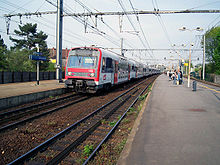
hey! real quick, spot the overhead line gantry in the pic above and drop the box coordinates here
[4,9,220,17]
[4,8,220,82]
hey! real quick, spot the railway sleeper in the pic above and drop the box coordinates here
[96,127,111,132]
[92,132,107,137]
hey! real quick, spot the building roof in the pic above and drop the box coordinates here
[49,48,70,59]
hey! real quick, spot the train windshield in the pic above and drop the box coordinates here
[67,55,98,68]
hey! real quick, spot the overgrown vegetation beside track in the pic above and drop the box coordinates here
[87,84,153,165]
[0,76,156,164]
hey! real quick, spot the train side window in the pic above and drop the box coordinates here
[135,66,138,71]
[132,65,135,71]
[106,57,113,73]
[102,58,106,72]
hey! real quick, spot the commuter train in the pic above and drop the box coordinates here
[65,47,160,93]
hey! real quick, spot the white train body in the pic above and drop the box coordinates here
[65,47,159,93]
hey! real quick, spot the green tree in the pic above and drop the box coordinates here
[0,35,7,70]
[6,49,35,72]
[9,23,50,71]
[203,26,220,74]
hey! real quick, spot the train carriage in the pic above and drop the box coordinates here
[65,47,158,93]
[129,59,138,79]
[65,47,130,93]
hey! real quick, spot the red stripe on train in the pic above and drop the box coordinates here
[67,68,95,73]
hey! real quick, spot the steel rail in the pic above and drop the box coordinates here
[0,93,77,117]
[0,95,89,133]
[83,78,155,164]
[0,94,81,125]
[47,93,132,165]
[8,78,148,165]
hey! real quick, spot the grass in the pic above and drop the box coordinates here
[24,128,36,134]
[86,84,153,164]
[83,144,94,157]
[122,118,130,124]
[114,138,127,154]
[109,121,117,127]
[49,95,54,99]
[47,121,57,126]
[77,144,94,164]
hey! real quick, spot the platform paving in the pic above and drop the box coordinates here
[0,80,64,99]
[0,80,65,110]
[118,74,220,165]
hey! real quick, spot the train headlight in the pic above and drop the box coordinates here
[68,72,71,76]
[90,73,95,77]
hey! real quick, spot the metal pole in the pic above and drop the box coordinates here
[202,34,206,80]
[121,38,124,56]
[188,44,191,88]
[37,44,40,85]
[56,0,63,83]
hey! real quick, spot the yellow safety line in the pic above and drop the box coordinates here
[198,84,220,93]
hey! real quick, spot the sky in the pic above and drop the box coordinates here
[0,0,220,67]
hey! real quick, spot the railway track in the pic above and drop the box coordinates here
[0,93,90,132]
[8,76,156,165]
[190,77,220,88]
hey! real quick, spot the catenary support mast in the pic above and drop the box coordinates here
[56,0,63,82]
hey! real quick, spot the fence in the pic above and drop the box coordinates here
[0,71,65,84]
[204,73,220,84]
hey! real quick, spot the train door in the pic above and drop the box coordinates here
[114,61,118,84]
[128,64,131,80]
[135,66,138,78]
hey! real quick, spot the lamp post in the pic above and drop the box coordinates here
[202,34,206,80]
[179,27,203,87]
[171,44,186,71]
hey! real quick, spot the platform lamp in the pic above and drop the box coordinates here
[171,43,186,72]
[179,26,203,88]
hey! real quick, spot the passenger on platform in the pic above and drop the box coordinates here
[177,70,180,85]
[169,71,172,81]
[179,70,183,84]
[167,70,171,81]
[172,70,177,85]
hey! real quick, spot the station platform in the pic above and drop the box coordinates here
[0,80,65,110]
[118,74,220,165]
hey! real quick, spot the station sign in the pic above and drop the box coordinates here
[184,63,188,66]
[29,55,47,61]
[33,52,43,56]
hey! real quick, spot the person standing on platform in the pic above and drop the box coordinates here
[168,70,171,81]
[177,70,180,85]
[172,70,177,85]
[179,70,183,84]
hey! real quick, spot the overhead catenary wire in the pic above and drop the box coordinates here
[117,0,155,59]
[1,0,219,66]
[152,0,172,45]
[128,0,155,58]
[71,0,122,44]
[1,0,101,48]
[70,0,145,55]
[151,0,180,62]
[46,0,121,48]
[187,0,220,10]
[0,6,12,13]
[8,0,36,15]
[205,15,220,30]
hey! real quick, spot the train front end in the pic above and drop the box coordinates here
[65,47,101,93]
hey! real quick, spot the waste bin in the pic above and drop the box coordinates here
[192,80,197,91]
